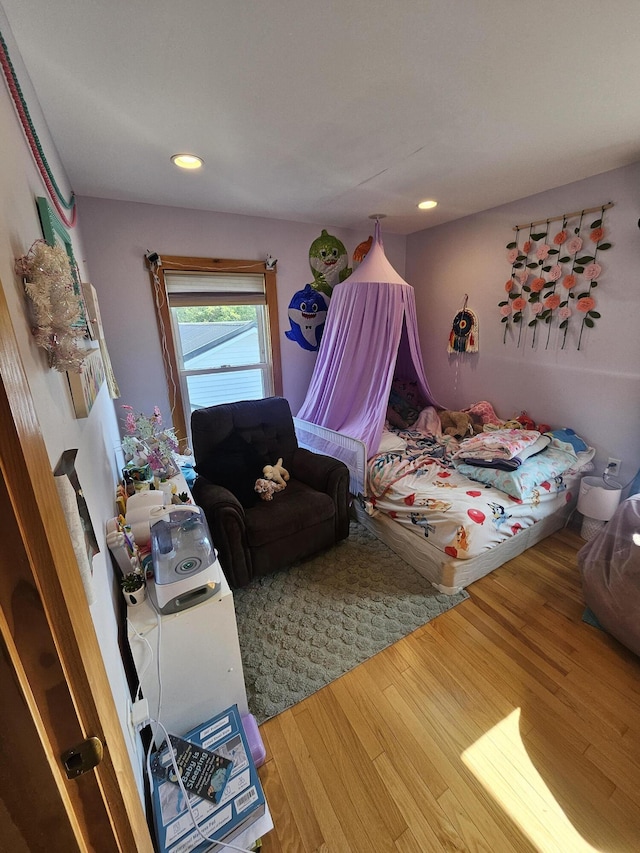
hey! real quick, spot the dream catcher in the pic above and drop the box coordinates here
[448,295,479,353]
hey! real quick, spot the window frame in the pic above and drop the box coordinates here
[147,255,282,443]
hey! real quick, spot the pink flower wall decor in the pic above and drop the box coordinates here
[501,204,613,350]
[583,262,602,280]
[566,236,583,255]
[548,265,562,282]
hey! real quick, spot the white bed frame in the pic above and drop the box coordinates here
[295,417,577,595]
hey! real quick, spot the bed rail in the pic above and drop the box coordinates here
[293,417,366,496]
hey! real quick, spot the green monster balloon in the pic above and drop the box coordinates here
[308,229,352,297]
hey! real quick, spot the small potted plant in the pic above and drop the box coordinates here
[121,572,147,607]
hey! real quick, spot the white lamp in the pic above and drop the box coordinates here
[577,475,622,540]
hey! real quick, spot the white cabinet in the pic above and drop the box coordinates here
[127,572,249,739]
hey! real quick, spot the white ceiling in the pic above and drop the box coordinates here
[4,0,640,235]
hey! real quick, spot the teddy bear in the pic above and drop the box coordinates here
[262,457,290,487]
[439,410,475,439]
[254,478,285,501]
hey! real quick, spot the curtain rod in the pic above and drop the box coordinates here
[512,201,614,232]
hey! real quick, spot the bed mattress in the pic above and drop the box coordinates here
[354,495,575,594]
[361,428,584,593]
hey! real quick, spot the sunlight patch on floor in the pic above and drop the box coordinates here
[462,708,600,853]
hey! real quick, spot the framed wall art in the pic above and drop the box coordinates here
[67,347,105,418]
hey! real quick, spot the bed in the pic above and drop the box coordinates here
[295,415,594,595]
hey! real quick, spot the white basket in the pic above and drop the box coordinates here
[580,515,606,541]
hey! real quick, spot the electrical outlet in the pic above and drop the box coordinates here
[607,457,621,477]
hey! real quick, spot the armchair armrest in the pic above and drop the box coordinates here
[291,448,350,541]
[191,477,252,588]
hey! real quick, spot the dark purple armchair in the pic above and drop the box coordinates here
[191,397,350,588]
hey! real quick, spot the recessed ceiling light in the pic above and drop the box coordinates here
[418,199,438,210]
[171,153,204,170]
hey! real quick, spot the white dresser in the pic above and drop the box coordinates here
[127,571,249,739]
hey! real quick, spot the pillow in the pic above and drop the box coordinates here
[376,431,407,454]
[463,400,503,427]
[454,441,578,500]
[413,406,442,436]
[546,428,588,453]
[195,431,267,508]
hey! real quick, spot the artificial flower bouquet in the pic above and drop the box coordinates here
[121,405,180,478]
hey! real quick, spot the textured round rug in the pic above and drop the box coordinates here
[233,520,469,723]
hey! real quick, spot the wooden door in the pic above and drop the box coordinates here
[0,278,153,852]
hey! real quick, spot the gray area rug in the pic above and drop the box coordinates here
[233,520,469,723]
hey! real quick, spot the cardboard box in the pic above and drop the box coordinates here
[151,705,266,853]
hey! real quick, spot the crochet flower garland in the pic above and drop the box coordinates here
[499,206,611,350]
[15,239,85,372]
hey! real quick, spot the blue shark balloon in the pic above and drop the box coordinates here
[285,283,328,351]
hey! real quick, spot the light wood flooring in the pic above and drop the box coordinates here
[256,527,640,852]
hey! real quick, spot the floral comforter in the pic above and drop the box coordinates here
[365,429,579,561]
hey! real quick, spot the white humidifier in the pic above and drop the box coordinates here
[148,506,220,614]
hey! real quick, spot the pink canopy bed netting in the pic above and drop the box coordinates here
[296,220,440,462]
[294,223,587,594]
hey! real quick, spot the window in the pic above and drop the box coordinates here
[148,256,282,443]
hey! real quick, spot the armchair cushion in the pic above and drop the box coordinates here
[194,430,266,508]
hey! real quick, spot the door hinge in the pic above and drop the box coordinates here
[61,736,104,779]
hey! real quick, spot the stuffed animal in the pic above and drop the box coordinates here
[254,478,285,501]
[516,411,536,431]
[262,458,290,487]
[439,410,474,439]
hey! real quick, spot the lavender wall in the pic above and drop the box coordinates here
[76,197,406,432]
[407,163,640,484]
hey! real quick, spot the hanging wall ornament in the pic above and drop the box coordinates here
[448,295,479,353]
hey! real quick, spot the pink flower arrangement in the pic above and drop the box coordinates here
[531,277,546,292]
[590,226,605,243]
[548,265,562,282]
[522,240,532,254]
[562,273,576,290]
[517,269,529,284]
[558,306,572,320]
[543,294,561,310]
[531,302,543,316]
[566,236,583,255]
[577,297,596,313]
[584,262,602,281]
[507,248,518,264]
[500,304,512,317]
[553,230,568,245]
[512,297,526,311]
[536,244,550,260]
[504,279,513,292]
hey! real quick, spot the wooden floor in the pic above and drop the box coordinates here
[256,527,640,852]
